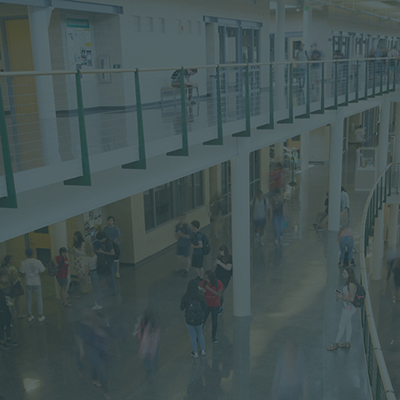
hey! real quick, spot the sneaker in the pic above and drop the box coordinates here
[201,350,206,356]
[182,270,188,278]
[91,304,103,310]
[212,338,218,344]
[191,351,199,358]
[27,316,34,322]
[7,339,18,347]
[38,316,46,322]
[0,342,10,350]
[115,272,120,279]
[218,307,224,316]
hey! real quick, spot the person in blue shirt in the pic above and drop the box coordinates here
[103,216,121,278]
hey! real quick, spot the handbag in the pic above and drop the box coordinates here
[49,257,64,277]
[12,281,24,297]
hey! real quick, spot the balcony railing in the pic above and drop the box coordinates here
[360,163,399,400]
[0,57,399,207]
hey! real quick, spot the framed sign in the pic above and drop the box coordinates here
[98,55,111,83]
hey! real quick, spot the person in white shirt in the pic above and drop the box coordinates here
[19,249,46,322]
[340,187,350,227]
[295,43,309,89]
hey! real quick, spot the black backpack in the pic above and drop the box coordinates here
[352,284,365,308]
[185,299,204,326]
[200,232,211,255]
[112,242,120,260]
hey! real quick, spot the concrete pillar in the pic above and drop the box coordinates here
[328,117,344,231]
[231,152,251,317]
[302,4,312,52]
[372,101,391,279]
[28,7,61,165]
[275,0,286,112]
[49,220,69,298]
[387,103,400,250]
[301,131,310,171]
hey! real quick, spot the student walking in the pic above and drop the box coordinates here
[252,191,269,247]
[0,269,18,349]
[71,232,89,293]
[94,231,116,297]
[103,216,121,278]
[180,280,207,358]
[137,307,161,379]
[51,247,72,307]
[85,243,102,310]
[2,255,25,318]
[200,270,223,344]
[340,187,350,227]
[327,267,359,351]
[191,220,204,281]
[338,227,354,267]
[272,192,286,245]
[214,245,232,315]
[175,214,192,277]
[19,249,46,322]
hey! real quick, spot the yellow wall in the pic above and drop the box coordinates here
[131,169,211,264]
[4,235,26,268]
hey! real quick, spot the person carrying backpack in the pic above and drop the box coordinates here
[180,280,207,358]
[327,267,362,351]
[190,220,205,281]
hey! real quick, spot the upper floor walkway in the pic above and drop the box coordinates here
[0,57,399,241]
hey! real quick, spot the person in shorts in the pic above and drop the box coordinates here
[51,247,71,307]
[103,216,121,278]
[190,220,204,281]
[175,214,192,277]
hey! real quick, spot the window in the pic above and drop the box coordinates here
[144,172,204,231]
[187,20,192,34]
[250,150,261,200]
[176,19,182,34]
[133,16,141,32]
[159,18,166,33]
[145,17,153,33]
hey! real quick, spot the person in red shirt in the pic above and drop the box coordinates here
[51,247,71,307]
[200,270,223,343]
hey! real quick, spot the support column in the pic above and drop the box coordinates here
[275,0,286,112]
[49,220,69,298]
[28,6,61,165]
[388,102,400,250]
[301,131,310,171]
[302,3,312,52]
[328,117,344,231]
[231,152,251,317]
[372,100,391,280]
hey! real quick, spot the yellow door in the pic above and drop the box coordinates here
[5,18,42,171]
[28,227,52,266]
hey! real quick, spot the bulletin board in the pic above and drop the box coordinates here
[66,18,93,70]
[83,208,102,243]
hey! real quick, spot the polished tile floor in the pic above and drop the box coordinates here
[0,152,374,400]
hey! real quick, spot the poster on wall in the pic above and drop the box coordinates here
[66,18,93,75]
[84,208,102,242]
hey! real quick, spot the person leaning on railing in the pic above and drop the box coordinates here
[327,267,359,351]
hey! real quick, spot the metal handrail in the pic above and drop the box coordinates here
[0,56,396,76]
[360,163,396,400]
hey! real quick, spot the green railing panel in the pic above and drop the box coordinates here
[386,60,390,94]
[339,61,349,107]
[350,60,359,104]
[122,69,147,169]
[369,60,376,98]
[312,62,325,114]
[380,177,383,210]
[233,64,251,137]
[167,67,189,156]
[326,62,338,110]
[0,84,17,208]
[64,71,92,186]
[360,60,368,101]
[296,63,310,119]
[278,63,294,124]
[384,171,387,203]
[257,63,274,129]
[389,165,392,196]
[204,65,223,145]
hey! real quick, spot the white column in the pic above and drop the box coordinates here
[28,6,61,165]
[301,131,310,171]
[388,103,400,250]
[231,152,251,317]
[276,0,286,112]
[372,101,391,280]
[328,117,344,231]
[49,220,69,298]
[302,3,312,52]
